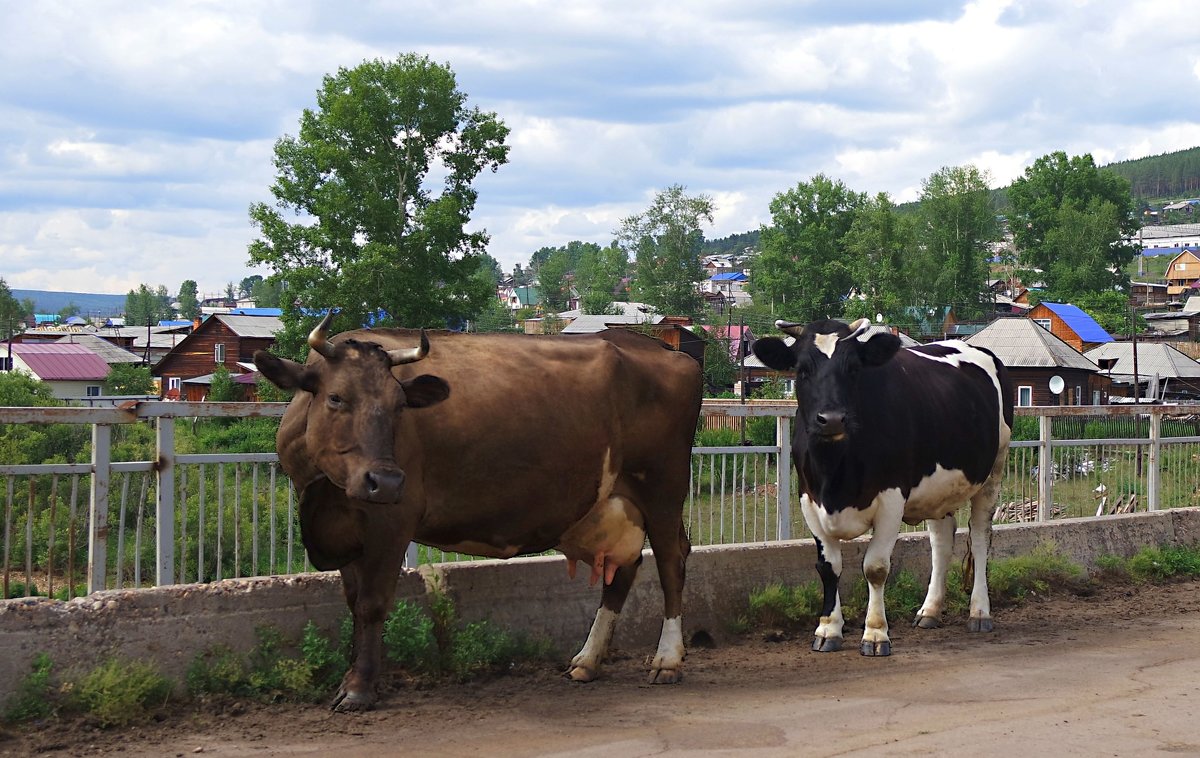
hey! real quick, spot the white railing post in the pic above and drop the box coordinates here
[776,414,792,540]
[156,417,176,585]
[1038,414,1053,522]
[88,424,111,593]
[1148,412,1161,512]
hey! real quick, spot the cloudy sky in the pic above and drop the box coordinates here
[3,1,1200,299]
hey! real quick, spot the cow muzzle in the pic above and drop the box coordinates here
[814,411,847,442]
[348,466,407,503]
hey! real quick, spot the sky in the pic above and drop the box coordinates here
[3,1,1200,299]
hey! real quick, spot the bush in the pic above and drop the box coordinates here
[3,653,55,723]
[70,658,171,728]
[383,601,438,673]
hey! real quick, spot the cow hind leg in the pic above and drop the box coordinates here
[566,557,641,683]
[966,479,999,632]
[914,514,956,629]
[645,521,690,684]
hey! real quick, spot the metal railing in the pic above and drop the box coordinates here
[3,400,1199,599]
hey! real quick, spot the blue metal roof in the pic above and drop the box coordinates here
[1141,246,1198,257]
[1041,302,1114,343]
[709,272,748,281]
[229,308,283,317]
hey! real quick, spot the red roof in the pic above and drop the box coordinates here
[11,343,111,381]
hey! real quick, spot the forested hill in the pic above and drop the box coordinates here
[1104,146,1200,201]
[12,289,126,317]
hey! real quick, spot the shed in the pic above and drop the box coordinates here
[1084,342,1200,402]
[5,343,111,400]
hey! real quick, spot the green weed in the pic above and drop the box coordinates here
[69,658,171,728]
[3,653,55,723]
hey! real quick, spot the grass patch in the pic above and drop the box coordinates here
[68,658,172,728]
[1097,543,1200,584]
[987,541,1088,604]
[3,653,55,723]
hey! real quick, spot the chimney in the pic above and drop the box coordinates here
[192,317,202,332]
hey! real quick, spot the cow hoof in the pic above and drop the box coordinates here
[647,667,683,685]
[860,640,891,657]
[565,664,598,683]
[913,615,940,629]
[811,635,842,653]
[330,688,376,713]
[967,617,994,633]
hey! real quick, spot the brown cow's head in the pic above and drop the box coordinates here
[254,313,449,503]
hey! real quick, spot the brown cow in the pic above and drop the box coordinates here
[254,314,703,711]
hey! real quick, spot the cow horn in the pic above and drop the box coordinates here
[841,317,871,342]
[307,311,337,359]
[386,330,430,366]
[775,319,806,338]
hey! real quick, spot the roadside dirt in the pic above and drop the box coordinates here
[4,579,1200,757]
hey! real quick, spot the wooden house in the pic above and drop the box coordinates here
[1164,248,1200,298]
[1026,302,1114,353]
[966,317,1106,407]
[152,314,282,400]
[1085,342,1200,402]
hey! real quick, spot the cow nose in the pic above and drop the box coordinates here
[363,469,405,502]
[815,411,845,436]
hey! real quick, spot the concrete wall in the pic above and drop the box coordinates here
[3,508,1199,702]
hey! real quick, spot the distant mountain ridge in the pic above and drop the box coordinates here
[13,289,126,317]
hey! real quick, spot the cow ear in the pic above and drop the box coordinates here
[752,337,796,371]
[255,350,317,393]
[401,374,450,409]
[859,333,901,367]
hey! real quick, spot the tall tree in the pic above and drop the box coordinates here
[915,164,998,318]
[177,280,200,321]
[842,192,916,322]
[536,247,573,313]
[1008,151,1139,298]
[576,242,629,314]
[617,184,713,317]
[749,174,865,321]
[248,53,510,357]
[124,284,171,327]
[0,278,28,341]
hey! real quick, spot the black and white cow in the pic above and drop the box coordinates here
[752,317,1013,656]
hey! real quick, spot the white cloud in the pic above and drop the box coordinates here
[1,0,1199,295]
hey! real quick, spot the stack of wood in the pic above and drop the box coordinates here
[993,499,1063,522]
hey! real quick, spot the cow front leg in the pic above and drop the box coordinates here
[566,557,641,683]
[803,496,844,653]
[332,549,406,712]
[812,536,845,652]
[914,514,956,629]
[860,491,904,657]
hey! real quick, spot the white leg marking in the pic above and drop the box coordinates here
[802,495,845,645]
[649,616,684,679]
[569,607,619,681]
[861,489,905,654]
[917,514,956,624]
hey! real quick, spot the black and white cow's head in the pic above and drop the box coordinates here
[752,318,902,447]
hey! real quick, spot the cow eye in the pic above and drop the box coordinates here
[327,393,343,408]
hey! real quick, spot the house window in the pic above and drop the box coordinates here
[0,356,10,371]
[215,343,226,363]
[1033,319,1052,332]
[1093,390,1101,406]
[1075,386,1083,406]
[85,385,101,397]
[168,377,181,391]
[1017,386,1033,407]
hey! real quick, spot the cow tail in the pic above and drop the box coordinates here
[960,549,975,594]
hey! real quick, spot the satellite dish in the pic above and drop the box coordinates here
[1049,375,1065,395]
[875,313,884,323]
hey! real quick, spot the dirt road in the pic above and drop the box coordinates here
[5,580,1200,756]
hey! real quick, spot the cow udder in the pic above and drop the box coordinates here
[557,496,646,586]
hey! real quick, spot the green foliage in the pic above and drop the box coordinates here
[383,600,438,672]
[1124,544,1200,583]
[124,284,173,327]
[0,277,30,339]
[186,645,250,697]
[103,364,156,396]
[300,618,351,692]
[248,53,510,357]
[746,581,824,629]
[913,165,998,320]
[617,184,713,317]
[70,657,171,728]
[751,174,864,321]
[1008,151,1139,298]
[3,653,55,723]
[177,280,200,321]
[208,364,238,403]
[987,541,1086,603]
